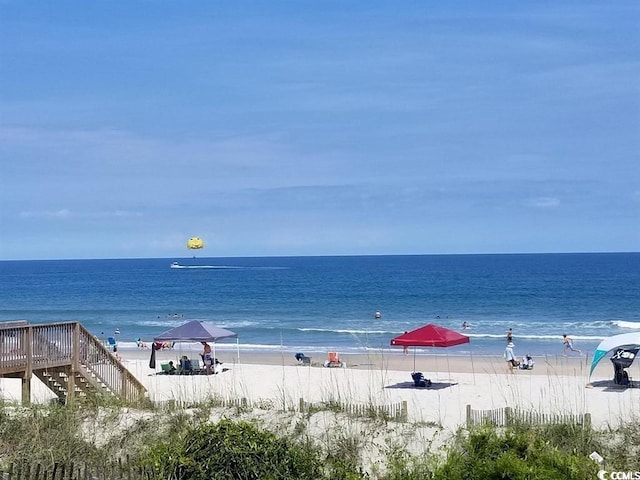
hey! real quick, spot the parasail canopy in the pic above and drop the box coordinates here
[187,237,204,250]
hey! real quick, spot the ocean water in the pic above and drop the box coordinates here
[1,253,638,357]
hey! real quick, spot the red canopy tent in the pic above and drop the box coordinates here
[390,324,470,374]
[390,324,469,348]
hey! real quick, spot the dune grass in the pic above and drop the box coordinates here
[0,392,638,479]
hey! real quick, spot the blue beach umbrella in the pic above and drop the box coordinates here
[589,332,640,378]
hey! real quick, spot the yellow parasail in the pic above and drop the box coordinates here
[187,237,205,250]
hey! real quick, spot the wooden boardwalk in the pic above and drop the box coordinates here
[0,321,147,405]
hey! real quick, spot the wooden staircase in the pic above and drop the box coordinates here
[0,321,147,405]
[33,365,113,403]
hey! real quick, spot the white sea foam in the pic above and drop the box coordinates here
[298,327,397,335]
[466,333,605,341]
[612,320,640,330]
[135,318,260,329]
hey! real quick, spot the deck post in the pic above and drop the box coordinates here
[68,323,81,403]
[22,326,33,405]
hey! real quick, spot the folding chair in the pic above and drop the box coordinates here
[325,352,345,368]
[179,357,193,374]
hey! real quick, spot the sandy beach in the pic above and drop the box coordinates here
[2,346,638,433]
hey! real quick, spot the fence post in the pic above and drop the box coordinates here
[584,413,591,428]
[299,398,305,413]
[466,404,472,427]
[401,400,408,422]
[504,406,513,426]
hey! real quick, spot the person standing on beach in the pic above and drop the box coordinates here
[506,328,513,343]
[562,334,581,356]
[504,342,518,373]
[402,331,409,355]
[201,341,213,374]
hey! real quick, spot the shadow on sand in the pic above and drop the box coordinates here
[589,379,638,392]
[385,381,457,391]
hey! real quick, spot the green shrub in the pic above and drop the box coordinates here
[323,433,369,480]
[381,446,435,480]
[173,420,322,480]
[433,426,599,480]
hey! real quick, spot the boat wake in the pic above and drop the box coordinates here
[171,264,242,269]
[170,262,287,270]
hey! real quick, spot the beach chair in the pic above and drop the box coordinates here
[178,357,194,374]
[295,352,312,366]
[160,363,174,375]
[324,352,345,368]
[107,337,117,351]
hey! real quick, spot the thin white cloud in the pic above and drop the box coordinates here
[524,197,560,208]
[17,209,142,219]
[19,209,71,218]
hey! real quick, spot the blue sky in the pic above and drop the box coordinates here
[1,1,638,260]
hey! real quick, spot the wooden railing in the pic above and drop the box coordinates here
[0,321,147,404]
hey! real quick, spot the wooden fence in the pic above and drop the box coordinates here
[158,396,249,410]
[0,461,153,480]
[466,404,591,428]
[299,398,408,422]
[157,396,409,422]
